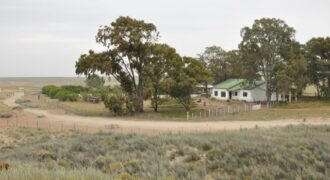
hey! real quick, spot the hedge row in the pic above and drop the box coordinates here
[42,85,78,102]
[42,85,122,102]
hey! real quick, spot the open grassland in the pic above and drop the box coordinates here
[1,125,330,179]
[213,98,330,121]
[59,101,112,117]
[27,94,330,121]
[0,77,86,88]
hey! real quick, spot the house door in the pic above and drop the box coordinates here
[229,91,232,99]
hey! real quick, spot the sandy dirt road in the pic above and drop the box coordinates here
[3,92,330,134]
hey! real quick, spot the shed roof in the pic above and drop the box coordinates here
[229,80,265,91]
[213,79,265,91]
[213,79,246,90]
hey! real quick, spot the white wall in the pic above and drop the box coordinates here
[211,88,228,100]
[250,83,281,102]
[211,84,281,102]
[231,90,251,101]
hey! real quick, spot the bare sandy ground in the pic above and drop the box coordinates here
[3,92,330,134]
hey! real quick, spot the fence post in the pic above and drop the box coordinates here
[208,109,211,117]
[186,111,189,121]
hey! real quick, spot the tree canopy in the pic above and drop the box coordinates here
[85,74,105,89]
[305,37,330,97]
[162,57,210,111]
[76,16,160,113]
[239,18,305,106]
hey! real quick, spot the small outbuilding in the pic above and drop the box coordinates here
[211,79,280,102]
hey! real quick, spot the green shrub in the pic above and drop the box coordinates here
[48,87,62,98]
[61,85,89,94]
[42,85,57,96]
[104,94,125,115]
[54,90,78,102]
[42,85,79,102]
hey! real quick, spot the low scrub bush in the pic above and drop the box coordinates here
[15,99,31,104]
[54,90,78,102]
[0,112,12,118]
[0,162,10,171]
[12,106,23,111]
[41,85,57,96]
[104,94,125,115]
[0,164,109,179]
[15,99,39,108]
[19,103,40,109]
[42,85,78,102]
[48,87,62,98]
[3,124,330,179]
[61,85,89,94]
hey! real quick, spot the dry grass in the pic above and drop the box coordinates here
[212,99,330,121]
[1,125,330,179]
[59,101,112,116]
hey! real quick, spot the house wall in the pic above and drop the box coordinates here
[232,90,253,102]
[212,83,281,102]
[211,88,229,100]
[249,84,281,102]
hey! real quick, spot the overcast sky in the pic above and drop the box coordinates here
[0,0,329,77]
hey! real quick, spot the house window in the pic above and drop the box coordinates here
[221,91,226,97]
[243,92,248,97]
[235,92,238,96]
[214,91,218,97]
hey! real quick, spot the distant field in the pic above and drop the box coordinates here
[0,77,119,90]
[1,125,330,179]
[0,77,85,91]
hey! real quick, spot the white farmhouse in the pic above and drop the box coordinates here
[211,79,280,102]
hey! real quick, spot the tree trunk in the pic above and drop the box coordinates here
[316,85,320,99]
[204,81,209,97]
[265,73,272,108]
[136,77,144,112]
[327,78,330,98]
[153,86,158,112]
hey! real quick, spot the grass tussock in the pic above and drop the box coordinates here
[1,125,330,179]
[0,164,109,180]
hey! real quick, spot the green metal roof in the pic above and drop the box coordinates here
[213,79,246,89]
[229,80,265,91]
[214,79,265,91]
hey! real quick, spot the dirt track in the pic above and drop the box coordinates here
[3,92,330,134]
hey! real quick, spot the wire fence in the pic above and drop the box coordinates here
[186,103,261,120]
